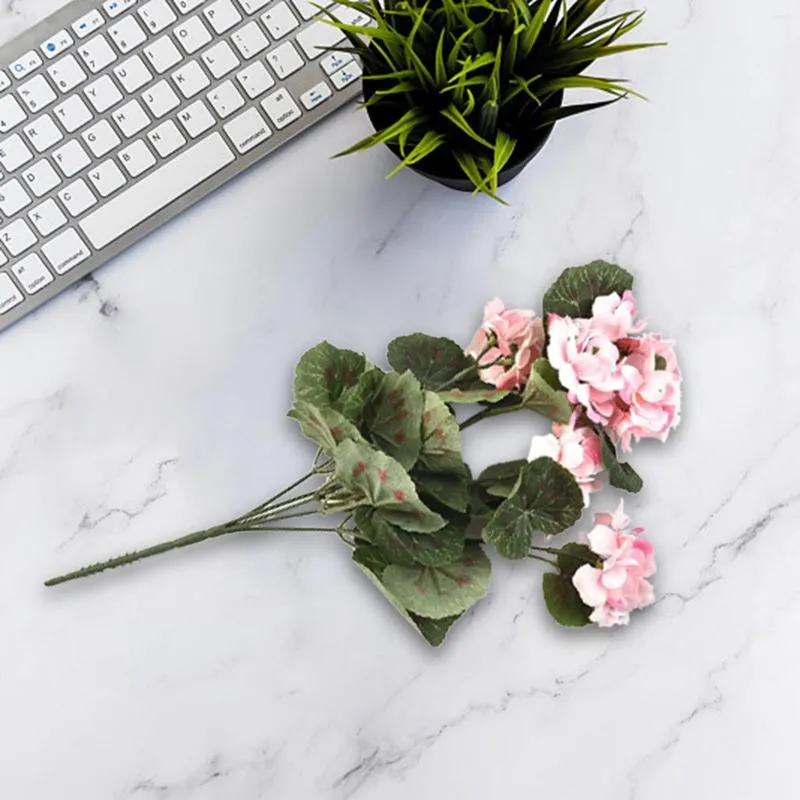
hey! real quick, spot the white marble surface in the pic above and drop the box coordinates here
[2,1,800,797]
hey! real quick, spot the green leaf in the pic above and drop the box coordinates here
[600,431,643,493]
[382,543,491,619]
[333,440,445,532]
[440,104,494,149]
[482,457,583,559]
[556,542,597,574]
[387,333,474,390]
[340,367,384,424]
[476,459,527,499]
[408,613,460,646]
[437,386,510,404]
[521,359,572,423]
[412,467,470,513]
[418,391,467,475]
[352,544,464,647]
[293,342,367,411]
[287,400,365,454]
[542,261,634,319]
[542,572,592,627]
[355,508,466,567]
[364,371,424,469]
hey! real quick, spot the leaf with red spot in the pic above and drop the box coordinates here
[340,367,384,424]
[380,543,491,619]
[293,342,368,414]
[351,545,463,646]
[364,371,423,469]
[418,391,467,475]
[287,400,364,454]
[333,440,444,533]
[412,467,469,513]
[542,261,634,320]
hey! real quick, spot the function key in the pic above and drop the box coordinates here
[9,51,43,80]
[103,0,138,18]
[72,10,105,38]
[0,72,10,92]
[40,30,74,59]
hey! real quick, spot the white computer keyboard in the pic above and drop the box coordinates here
[0,0,368,331]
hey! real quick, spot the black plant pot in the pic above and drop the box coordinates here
[363,83,564,192]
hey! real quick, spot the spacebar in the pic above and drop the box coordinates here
[80,133,236,250]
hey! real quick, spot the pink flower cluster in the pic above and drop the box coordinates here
[572,501,656,627]
[547,291,681,452]
[466,299,545,391]
[528,411,603,506]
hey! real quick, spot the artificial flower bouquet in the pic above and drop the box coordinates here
[47,261,681,647]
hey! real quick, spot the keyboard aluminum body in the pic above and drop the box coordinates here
[0,0,365,332]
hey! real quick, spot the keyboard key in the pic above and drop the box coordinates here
[89,159,127,197]
[207,80,244,119]
[23,115,63,153]
[144,36,183,74]
[330,61,362,90]
[202,41,240,79]
[41,30,74,59]
[0,178,32,215]
[148,120,186,157]
[58,179,98,216]
[22,159,61,197]
[1,219,37,256]
[29,198,67,236]
[48,54,88,93]
[204,0,242,34]
[109,15,148,54]
[11,253,53,294]
[261,87,301,129]
[176,0,207,12]
[291,0,333,20]
[119,139,156,176]
[0,96,27,134]
[53,140,92,177]
[138,0,178,33]
[83,120,122,157]
[80,132,235,249]
[112,99,151,137]
[300,81,331,110]
[53,95,93,133]
[17,75,58,113]
[172,60,210,98]
[231,21,269,59]
[114,56,153,93]
[84,75,124,112]
[236,61,274,99]
[177,100,216,137]
[79,35,118,73]
[104,0,138,18]
[174,16,213,55]
[0,72,9,92]
[42,228,91,274]
[320,50,353,76]
[9,51,43,80]
[143,80,180,118]
[223,106,271,153]
[73,10,105,38]
[0,274,24,314]
[239,0,271,13]
[266,42,303,79]
[296,19,344,60]
[260,3,299,39]
[0,133,34,172]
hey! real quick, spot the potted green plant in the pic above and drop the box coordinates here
[327,0,660,199]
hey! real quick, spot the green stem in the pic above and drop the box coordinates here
[459,401,522,431]
[241,493,318,523]
[433,341,496,393]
